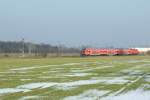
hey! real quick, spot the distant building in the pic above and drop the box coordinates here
[134,48,150,54]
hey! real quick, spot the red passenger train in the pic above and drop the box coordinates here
[80,48,139,56]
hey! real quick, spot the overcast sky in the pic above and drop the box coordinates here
[0,0,150,47]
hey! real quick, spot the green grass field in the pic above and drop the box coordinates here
[0,56,150,100]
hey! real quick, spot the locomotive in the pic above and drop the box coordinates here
[80,48,139,56]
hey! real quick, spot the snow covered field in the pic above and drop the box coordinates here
[0,57,150,100]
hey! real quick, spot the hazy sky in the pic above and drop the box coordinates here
[0,0,150,47]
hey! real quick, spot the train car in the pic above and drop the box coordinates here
[80,48,140,56]
[80,48,91,56]
[109,49,123,55]
[80,48,107,56]
[123,49,139,55]
[98,49,109,55]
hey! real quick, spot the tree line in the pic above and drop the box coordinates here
[0,41,80,57]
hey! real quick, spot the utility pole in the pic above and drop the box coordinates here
[56,41,61,57]
[22,38,25,57]
[28,43,32,55]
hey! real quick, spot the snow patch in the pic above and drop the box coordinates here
[64,73,93,77]
[70,65,113,73]
[19,96,40,100]
[10,62,81,71]
[62,63,81,66]
[113,60,147,64]
[0,88,29,94]
[121,70,143,76]
[102,89,150,100]
[64,90,109,100]
[92,77,129,84]
[20,79,31,81]
[144,75,150,82]
[10,65,53,71]
[0,77,129,95]
[17,82,57,89]
[143,84,150,89]
[17,78,128,90]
